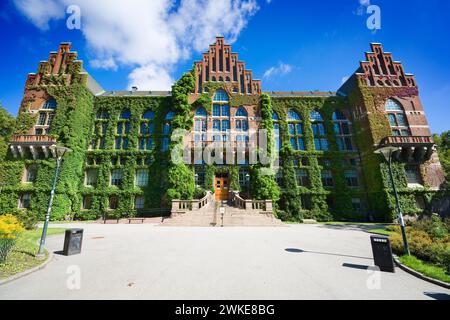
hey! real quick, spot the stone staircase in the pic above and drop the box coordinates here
[161,199,285,227]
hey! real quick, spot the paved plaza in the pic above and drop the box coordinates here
[1,223,449,300]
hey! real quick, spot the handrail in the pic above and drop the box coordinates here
[171,191,214,215]
[11,135,57,143]
[230,191,273,212]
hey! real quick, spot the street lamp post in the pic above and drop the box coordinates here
[245,173,250,199]
[37,145,72,257]
[375,146,410,256]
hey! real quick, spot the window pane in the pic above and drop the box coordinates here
[396,114,407,127]
[298,138,305,151]
[289,124,295,135]
[388,114,397,126]
[296,124,303,135]
[290,138,297,150]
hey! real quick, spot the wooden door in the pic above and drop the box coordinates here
[215,177,229,201]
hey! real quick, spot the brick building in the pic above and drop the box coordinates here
[0,37,447,222]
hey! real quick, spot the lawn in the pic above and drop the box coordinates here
[0,228,65,280]
[367,228,393,236]
[399,255,450,284]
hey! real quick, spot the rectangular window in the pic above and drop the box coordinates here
[83,196,93,210]
[352,198,363,212]
[321,170,334,187]
[146,138,153,150]
[47,113,55,126]
[85,169,98,187]
[162,138,170,152]
[135,196,145,209]
[296,169,310,187]
[163,124,171,135]
[221,120,230,132]
[111,169,123,186]
[136,169,149,187]
[115,138,122,150]
[239,170,249,186]
[345,170,359,187]
[213,105,221,117]
[117,122,123,135]
[406,166,422,185]
[37,113,46,126]
[35,128,44,135]
[19,194,31,209]
[213,120,221,131]
[123,138,129,150]
[140,123,147,134]
[25,167,37,183]
[139,138,145,150]
[109,196,118,210]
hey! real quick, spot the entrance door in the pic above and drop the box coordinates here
[215,177,229,201]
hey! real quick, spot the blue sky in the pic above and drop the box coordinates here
[0,0,449,133]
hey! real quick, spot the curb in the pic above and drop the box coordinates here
[0,250,54,286]
[393,255,450,290]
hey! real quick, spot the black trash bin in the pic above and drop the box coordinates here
[63,229,84,256]
[370,235,395,273]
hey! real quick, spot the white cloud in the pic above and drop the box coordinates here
[263,62,293,79]
[14,0,65,29]
[13,0,259,90]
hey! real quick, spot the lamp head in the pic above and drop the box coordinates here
[49,145,73,159]
[374,146,401,162]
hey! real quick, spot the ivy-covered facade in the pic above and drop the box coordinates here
[0,39,447,223]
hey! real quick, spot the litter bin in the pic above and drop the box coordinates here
[63,229,84,256]
[370,235,395,273]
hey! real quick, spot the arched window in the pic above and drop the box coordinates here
[310,111,324,121]
[96,110,110,120]
[212,90,230,142]
[236,107,248,118]
[139,110,155,151]
[35,99,58,135]
[42,99,57,110]
[195,107,207,117]
[142,110,155,120]
[120,110,131,120]
[333,111,354,151]
[235,107,249,135]
[288,110,302,121]
[384,99,410,136]
[310,111,328,151]
[165,112,175,121]
[287,110,305,151]
[194,107,207,143]
[213,89,229,102]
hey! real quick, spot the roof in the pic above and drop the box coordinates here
[265,91,337,98]
[99,91,172,97]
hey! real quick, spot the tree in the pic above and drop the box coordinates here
[0,102,16,137]
[434,131,450,188]
[0,102,16,159]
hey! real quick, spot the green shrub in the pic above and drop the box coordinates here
[0,214,24,263]
[412,216,448,240]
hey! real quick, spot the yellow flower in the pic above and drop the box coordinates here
[0,214,24,240]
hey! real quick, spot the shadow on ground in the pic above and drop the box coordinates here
[285,248,372,260]
[423,292,450,300]
[317,224,388,232]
